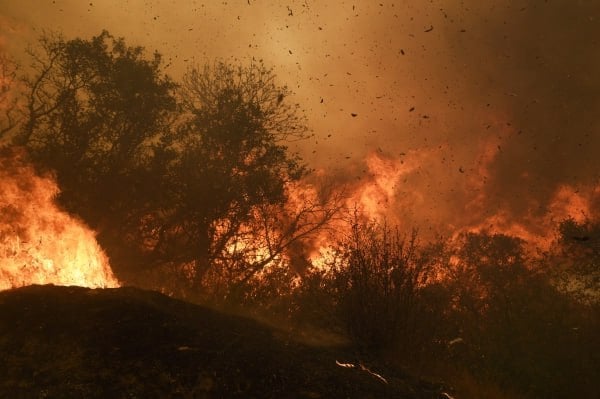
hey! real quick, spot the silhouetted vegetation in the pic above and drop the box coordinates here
[13,31,337,301]
[555,218,600,302]
[290,223,599,398]
[0,54,18,138]
[326,219,435,357]
[16,30,178,282]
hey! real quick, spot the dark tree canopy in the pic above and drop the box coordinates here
[18,31,176,225]
[140,61,326,296]
[16,32,335,299]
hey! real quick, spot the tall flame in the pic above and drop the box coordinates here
[303,131,599,265]
[0,148,119,290]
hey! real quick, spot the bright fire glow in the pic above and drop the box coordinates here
[305,137,599,267]
[0,149,119,290]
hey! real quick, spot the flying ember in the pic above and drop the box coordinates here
[0,148,119,290]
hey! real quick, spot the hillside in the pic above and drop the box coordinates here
[0,285,445,398]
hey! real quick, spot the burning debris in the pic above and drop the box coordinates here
[0,148,118,290]
[335,360,389,385]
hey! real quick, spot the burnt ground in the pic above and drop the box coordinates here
[0,285,445,398]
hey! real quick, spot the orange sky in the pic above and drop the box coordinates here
[1,0,599,239]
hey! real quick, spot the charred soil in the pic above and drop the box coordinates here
[0,285,442,398]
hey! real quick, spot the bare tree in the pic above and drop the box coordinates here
[0,53,19,140]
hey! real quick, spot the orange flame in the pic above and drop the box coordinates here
[304,131,599,264]
[0,149,119,290]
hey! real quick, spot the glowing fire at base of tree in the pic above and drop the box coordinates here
[0,148,119,290]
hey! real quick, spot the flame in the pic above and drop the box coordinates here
[548,185,595,224]
[302,127,600,265]
[0,148,119,290]
[457,184,597,253]
[448,120,598,249]
[354,152,421,220]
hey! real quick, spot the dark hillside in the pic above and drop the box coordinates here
[0,285,444,398]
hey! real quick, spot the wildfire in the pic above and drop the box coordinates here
[0,148,119,290]
[303,132,599,265]
[354,152,420,219]
[549,185,595,224]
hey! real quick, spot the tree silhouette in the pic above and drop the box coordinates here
[18,31,176,226]
[0,54,19,139]
[140,61,338,299]
[17,32,338,299]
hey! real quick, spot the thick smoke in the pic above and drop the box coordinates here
[1,0,598,241]
[442,1,600,220]
[314,0,600,236]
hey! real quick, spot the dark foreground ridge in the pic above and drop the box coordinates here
[0,285,443,398]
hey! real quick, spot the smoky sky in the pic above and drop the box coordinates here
[443,1,600,218]
[1,0,598,235]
